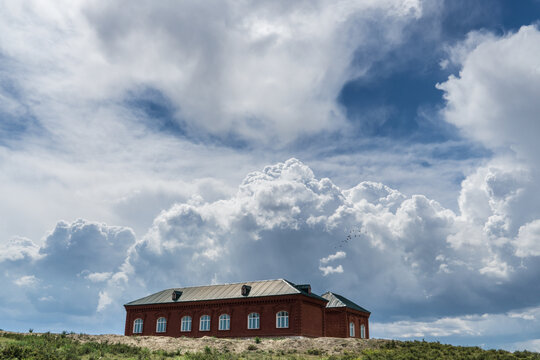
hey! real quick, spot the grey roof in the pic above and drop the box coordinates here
[125,279,326,306]
[322,292,370,314]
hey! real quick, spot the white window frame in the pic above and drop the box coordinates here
[133,318,143,334]
[181,316,192,332]
[156,317,167,333]
[199,315,211,331]
[349,322,355,337]
[276,311,289,328]
[360,324,366,339]
[219,314,230,331]
[248,312,260,330]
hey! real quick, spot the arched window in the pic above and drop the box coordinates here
[199,315,211,331]
[181,316,192,332]
[219,314,230,331]
[133,318,143,334]
[248,312,260,329]
[156,317,167,333]
[360,324,366,339]
[349,322,355,337]
[276,311,289,328]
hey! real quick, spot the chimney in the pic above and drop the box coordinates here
[241,285,252,296]
[172,290,182,301]
[296,284,311,294]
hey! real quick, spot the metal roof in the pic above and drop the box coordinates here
[322,292,370,314]
[125,279,326,306]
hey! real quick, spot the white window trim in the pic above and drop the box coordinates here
[218,314,230,331]
[199,315,211,331]
[156,317,167,333]
[181,316,192,332]
[247,312,260,330]
[349,322,355,337]
[276,311,289,329]
[360,324,366,339]
[133,318,143,334]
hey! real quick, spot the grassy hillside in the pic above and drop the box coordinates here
[1,331,539,360]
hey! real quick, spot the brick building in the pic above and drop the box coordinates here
[124,279,370,338]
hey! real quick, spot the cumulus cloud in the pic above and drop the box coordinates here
[117,158,540,321]
[515,220,540,257]
[438,26,540,263]
[438,25,540,162]
[0,219,135,333]
[0,237,41,262]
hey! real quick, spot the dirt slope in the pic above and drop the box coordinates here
[71,334,390,355]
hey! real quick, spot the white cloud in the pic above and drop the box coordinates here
[0,237,41,262]
[0,219,136,333]
[79,0,423,143]
[0,0,426,149]
[513,339,540,352]
[373,306,540,340]
[319,265,344,276]
[14,275,38,287]
[0,0,440,253]
[438,25,540,162]
[86,272,113,283]
[118,158,539,320]
[437,26,540,268]
[320,251,346,264]
[97,291,113,312]
[514,220,540,257]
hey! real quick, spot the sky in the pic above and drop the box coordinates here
[1,0,540,352]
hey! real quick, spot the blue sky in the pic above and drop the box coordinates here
[2,0,540,352]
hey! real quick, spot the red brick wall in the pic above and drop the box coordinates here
[324,309,346,337]
[300,300,325,337]
[345,311,370,339]
[125,295,307,338]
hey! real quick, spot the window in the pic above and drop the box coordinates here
[276,311,289,328]
[219,314,230,331]
[199,315,211,331]
[133,318,143,334]
[360,324,366,339]
[248,312,260,329]
[181,316,192,332]
[349,322,355,337]
[156,317,167,333]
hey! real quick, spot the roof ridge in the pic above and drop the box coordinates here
[281,279,301,294]
[170,278,286,290]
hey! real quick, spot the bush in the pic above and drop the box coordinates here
[254,336,261,344]
[247,344,257,351]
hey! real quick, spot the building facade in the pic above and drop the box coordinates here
[124,279,370,338]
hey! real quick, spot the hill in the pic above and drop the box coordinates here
[1,331,539,359]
